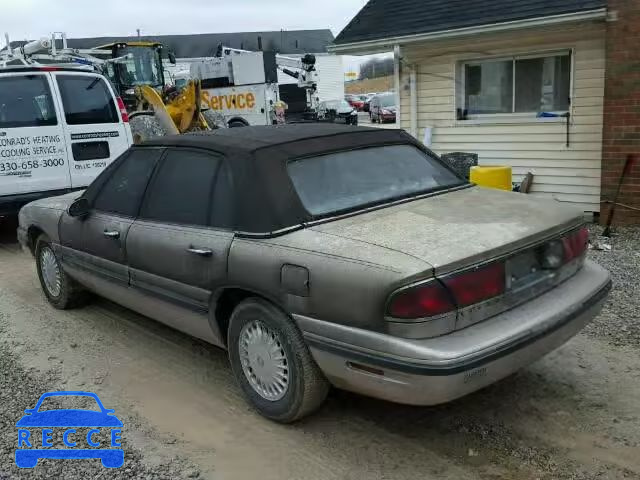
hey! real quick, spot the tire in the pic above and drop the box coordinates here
[129,114,166,144]
[35,234,88,310]
[228,120,247,128]
[228,298,329,423]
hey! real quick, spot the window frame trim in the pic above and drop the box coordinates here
[456,48,574,121]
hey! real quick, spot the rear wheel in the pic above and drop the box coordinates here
[228,298,329,423]
[129,114,166,144]
[35,234,88,309]
[228,120,248,128]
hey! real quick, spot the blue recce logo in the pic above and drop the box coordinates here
[15,391,124,468]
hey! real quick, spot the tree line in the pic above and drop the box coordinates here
[359,58,394,80]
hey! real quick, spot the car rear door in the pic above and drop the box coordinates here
[0,71,70,198]
[58,147,162,288]
[126,147,235,344]
[51,71,132,189]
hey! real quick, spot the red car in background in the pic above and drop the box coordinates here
[345,94,366,111]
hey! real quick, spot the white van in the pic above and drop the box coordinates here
[0,67,133,215]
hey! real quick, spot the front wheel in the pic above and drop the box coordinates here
[35,234,88,309]
[227,298,329,423]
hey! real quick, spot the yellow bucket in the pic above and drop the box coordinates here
[469,166,512,191]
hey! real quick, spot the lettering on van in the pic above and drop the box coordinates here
[202,91,256,111]
[70,132,120,140]
[0,134,65,177]
[0,136,64,158]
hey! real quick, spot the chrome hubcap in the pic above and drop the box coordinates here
[239,320,289,401]
[40,246,61,297]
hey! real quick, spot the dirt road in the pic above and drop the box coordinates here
[0,222,638,479]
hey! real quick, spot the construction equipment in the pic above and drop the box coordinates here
[1,32,216,142]
[183,45,322,126]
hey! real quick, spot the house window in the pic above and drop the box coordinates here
[462,52,571,116]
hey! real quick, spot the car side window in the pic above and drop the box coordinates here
[140,149,223,227]
[56,75,119,125]
[92,149,160,217]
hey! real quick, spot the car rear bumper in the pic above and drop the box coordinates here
[295,260,610,406]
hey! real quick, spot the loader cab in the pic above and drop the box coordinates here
[98,42,168,108]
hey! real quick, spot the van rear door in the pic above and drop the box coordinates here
[51,71,132,189]
[0,71,70,198]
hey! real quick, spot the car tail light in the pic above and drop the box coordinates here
[562,226,589,262]
[38,66,60,71]
[116,97,129,123]
[387,281,455,319]
[387,262,505,319]
[443,262,505,308]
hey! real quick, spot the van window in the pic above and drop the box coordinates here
[0,75,57,128]
[56,75,119,125]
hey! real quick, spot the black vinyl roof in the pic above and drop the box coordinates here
[334,0,606,45]
[141,125,420,235]
[145,124,397,152]
[8,30,334,58]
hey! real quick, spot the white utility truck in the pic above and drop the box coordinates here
[181,46,323,126]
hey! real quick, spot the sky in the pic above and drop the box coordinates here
[2,0,384,74]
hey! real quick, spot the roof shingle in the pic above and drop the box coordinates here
[334,0,606,45]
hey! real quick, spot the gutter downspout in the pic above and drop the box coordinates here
[393,45,401,130]
[409,65,418,138]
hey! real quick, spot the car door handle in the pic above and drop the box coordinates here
[103,230,120,239]
[187,247,213,257]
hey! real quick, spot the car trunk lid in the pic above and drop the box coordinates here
[309,186,584,276]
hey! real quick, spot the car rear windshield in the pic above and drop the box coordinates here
[0,75,57,128]
[288,144,463,216]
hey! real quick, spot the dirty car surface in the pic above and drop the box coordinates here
[17,124,611,422]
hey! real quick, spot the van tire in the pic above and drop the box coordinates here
[35,234,89,309]
[227,298,329,423]
[129,115,166,144]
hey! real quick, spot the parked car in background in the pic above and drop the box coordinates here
[369,93,397,123]
[19,125,610,423]
[345,94,366,111]
[0,67,133,217]
[362,93,376,112]
[317,100,358,125]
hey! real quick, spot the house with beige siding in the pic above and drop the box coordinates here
[331,0,612,215]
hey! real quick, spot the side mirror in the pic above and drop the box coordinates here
[68,198,90,218]
[168,51,176,65]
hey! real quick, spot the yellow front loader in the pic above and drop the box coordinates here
[131,80,211,143]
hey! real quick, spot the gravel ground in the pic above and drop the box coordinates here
[0,326,200,479]
[587,225,640,347]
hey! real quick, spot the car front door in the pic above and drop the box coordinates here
[126,148,235,345]
[58,147,163,289]
[51,72,132,189]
